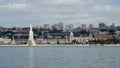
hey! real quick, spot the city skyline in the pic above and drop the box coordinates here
[0,0,120,27]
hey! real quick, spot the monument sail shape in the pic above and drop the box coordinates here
[11,36,16,45]
[28,24,36,46]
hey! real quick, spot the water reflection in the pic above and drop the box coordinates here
[29,47,34,68]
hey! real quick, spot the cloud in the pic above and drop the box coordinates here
[0,0,120,27]
[40,0,108,6]
[91,5,120,14]
[0,3,28,9]
[0,0,29,10]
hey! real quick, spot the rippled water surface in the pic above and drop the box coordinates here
[0,46,120,68]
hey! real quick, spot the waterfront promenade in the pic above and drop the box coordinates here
[0,44,120,46]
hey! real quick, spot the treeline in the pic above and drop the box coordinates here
[89,38,120,44]
[103,38,120,44]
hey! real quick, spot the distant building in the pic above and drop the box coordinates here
[0,38,11,44]
[110,23,116,29]
[51,22,64,31]
[89,24,94,29]
[65,24,73,31]
[90,28,99,35]
[44,24,49,29]
[81,24,86,29]
[51,24,58,30]
[69,32,93,44]
[96,34,112,40]
[40,38,67,44]
[58,22,64,30]
[111,23,115,27]
[0,26,2,32]
[99,22,106,29]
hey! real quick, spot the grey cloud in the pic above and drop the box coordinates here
[0,0,120,27]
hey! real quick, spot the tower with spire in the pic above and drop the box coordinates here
[70,32,74,43]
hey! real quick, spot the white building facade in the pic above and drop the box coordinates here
[69,32,93,44]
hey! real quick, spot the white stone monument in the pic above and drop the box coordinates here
[28,24,36,46]
[10,36,16,45]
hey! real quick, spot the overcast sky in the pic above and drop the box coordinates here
[0,0,120,27]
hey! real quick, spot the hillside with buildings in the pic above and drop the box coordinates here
[0,22,120,45]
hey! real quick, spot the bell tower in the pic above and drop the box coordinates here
[70,32,74,43]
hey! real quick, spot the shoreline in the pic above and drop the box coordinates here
[0,44,120,46]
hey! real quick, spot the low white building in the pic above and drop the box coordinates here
[0,38,11,44]
[69,32,93,43]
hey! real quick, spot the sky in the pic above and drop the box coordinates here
[0,0,120,27]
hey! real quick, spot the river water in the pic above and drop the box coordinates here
[0,46,120,68]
